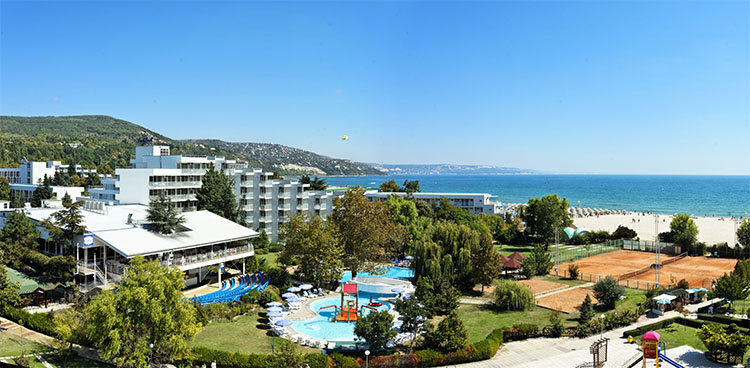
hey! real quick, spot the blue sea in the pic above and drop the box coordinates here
[323,175,750,217]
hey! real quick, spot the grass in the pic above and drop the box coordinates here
[45,353,115,367]
[189,312,317,355]
[456,304,578,343]
[650,324,705,352]
[610,288,648,314]
[538,275,589,287]
[257,252,280,268]
[495,245,533,257]
[0,334,52,357]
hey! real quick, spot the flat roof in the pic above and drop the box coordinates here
[22,204,258,258]
[365,190,493,197]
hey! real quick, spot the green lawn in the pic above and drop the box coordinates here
[257,252,280,268]
[456,304,578,343]
[610,289,648,314]
[495,245,533,257]
[538,275,589,287]
[189,312,316,355]
[45,353,114,367]
[650,324,705,352]
[0,334,52,357]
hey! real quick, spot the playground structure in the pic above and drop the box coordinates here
[637,331,685,368]
[320,283,377,323]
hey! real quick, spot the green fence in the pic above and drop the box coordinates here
[550,240,621,264]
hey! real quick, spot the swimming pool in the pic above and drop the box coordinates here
[339,266,414,283]
[291,292,392,342]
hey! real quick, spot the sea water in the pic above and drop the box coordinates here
[323,175,750,217]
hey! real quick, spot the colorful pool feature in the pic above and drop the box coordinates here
[339,266,414,283]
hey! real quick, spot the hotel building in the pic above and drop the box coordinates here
[364,190,504,215]
[88,146,334,242]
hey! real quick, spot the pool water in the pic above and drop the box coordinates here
[339,266,414,283]
[291,292,393,342]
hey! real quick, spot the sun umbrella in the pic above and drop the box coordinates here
[266,302,283,307]
[267,306,283,312]
[391,287,405,294]
[267,311,283,318]
[641,331,661,342]
[300,284,313,290]
[275,319,293,327]
[287,287,301,293]
[281,293,296,298]
[404,256,414,260]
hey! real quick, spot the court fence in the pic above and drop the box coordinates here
[551,269,714,291]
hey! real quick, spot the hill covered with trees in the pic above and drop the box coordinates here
[0,115,382,176]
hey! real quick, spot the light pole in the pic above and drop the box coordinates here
[365,350,370,368]
[599,314,605,340]
[654,215,660,287]
[149,343,154,367]
[555,227,560,278]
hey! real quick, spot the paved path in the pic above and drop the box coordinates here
[441,311,681,368]
[535,282,594,299]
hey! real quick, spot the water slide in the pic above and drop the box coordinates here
[658,353,685,368]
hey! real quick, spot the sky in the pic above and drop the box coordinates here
[1,1,748,175]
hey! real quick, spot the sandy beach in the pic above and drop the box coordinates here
[574,213,741,246]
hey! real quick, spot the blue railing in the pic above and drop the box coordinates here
[190,272,269,305]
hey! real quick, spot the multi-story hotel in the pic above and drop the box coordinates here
[364,190,504,215]
[0,158,89,205]
[88,146,334,241]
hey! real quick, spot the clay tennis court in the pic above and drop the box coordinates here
[556,250,736,290]
[624,256,737,289]
[519,279,567,295]
[536,288,598,314]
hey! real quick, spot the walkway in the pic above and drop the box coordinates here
[441,311,680,368]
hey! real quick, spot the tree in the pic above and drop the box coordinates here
[579,294,594,323]
[46,202,87,250]
[738,219,750,247]
[520,194,572,242]
[1,210,41,250]
[524,243,553,276]
[146,192,185,235]
[84,172,101,188]
[433,311,468,352]
[300,176,327,190]
[53,307,85,360]
[670,214,699,248]
[414,276,460,315]
[253,230,269,250]
[0,176,9,200]
[493,280,535,311]
[392,297,429,355]
[61,192,72,205]
[0,264,21,309]
[402,180,421,194]
[83,256,200,367]
[592,277,625,310]
[379,179,403,193]
[10,193,24,208]
[472,233,502,292]
[31,182,53,207]
[279,214,343,286]
[195,164,238,221]
[548,311,564,338]
[697,323,750,364]
[712,272,750,302]
[330,187,399,277]
[273,339,303,368]
[611,225,637,240]
[413,220,481,290]
[354,310,396,352]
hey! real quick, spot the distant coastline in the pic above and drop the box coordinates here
[322,174,750,218]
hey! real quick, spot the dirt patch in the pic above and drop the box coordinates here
[556,250,736,290]
[519,279,567,295]
[536,288,598,314]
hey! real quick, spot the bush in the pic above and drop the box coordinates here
[329,353,359,368]
[567,263,580,279]
[548,311,564,337]
[697,314,750,329]
[266,268,292,291]
[241,290,261,305]
[433,311,468,352]
[592,277,625,310]
[512,323,538,339]
[259,287,280,306]
[268,244,283,253]
[676,279,690,289]
[185,346,333,368]
[1,306,56,337]
[611,225,637,240]
[415,276,460,316]
[492,280,535,311]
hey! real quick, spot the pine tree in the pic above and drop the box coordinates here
[10,194,24,209]
[579,294,594,323]
[146,192,185,235]
[0,176,10,201]
[195,164,238,221]
[61,192,72,205]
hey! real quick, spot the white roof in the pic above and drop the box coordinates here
[23,204,258,257]
[653,294,677,301]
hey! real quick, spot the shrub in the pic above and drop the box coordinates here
[329,353,358,368]
[592,277,624,310]
[567,263,580,279]
[266,268,292,291]
[0,306,56,337]
[579,294,594,323]
[611,225,637,240]
[433,311,468,352]
[512,323,538,339]
[241,290,261,305]
[259,288,280,306]
[548,311,564,337]
[676,278,690,289]
[492,280,535,311]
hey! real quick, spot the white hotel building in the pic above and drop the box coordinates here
[89,146,334,242]
[0,159,88,204]
[364,190,504,215]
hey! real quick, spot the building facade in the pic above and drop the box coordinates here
[88,146,334,241]
[364,190,504,215]
[0,158,96,185]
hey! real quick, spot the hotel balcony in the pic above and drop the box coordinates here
[148,181,202,188]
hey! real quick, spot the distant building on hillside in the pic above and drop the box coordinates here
[88,146,334,242]
[364,190,504,215]
[0,202,258,290]
[0,158,96,185]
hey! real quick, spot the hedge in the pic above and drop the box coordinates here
[0,305,57,337]
[697,314,750,329]
[183,346,331,368]
[622,317,750,338]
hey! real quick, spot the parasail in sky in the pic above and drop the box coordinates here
[341,136,349,141]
